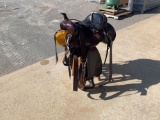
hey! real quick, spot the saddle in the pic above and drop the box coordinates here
[54,12,116,90]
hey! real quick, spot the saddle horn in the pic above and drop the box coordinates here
[61,13,69,21]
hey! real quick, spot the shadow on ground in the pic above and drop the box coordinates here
[85,59,160,100]
[143,6,160,14]
[117,6,160,20]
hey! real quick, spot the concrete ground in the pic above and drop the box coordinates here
[0,14,160,120]
[0,0,160,77]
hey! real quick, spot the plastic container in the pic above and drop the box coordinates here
[105,0,120,7]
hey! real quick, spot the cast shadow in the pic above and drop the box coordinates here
[85,59,160,100]
[117,6,160,20]
[142,6,160,14]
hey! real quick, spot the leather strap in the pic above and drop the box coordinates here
[73,55,78,91]
[54,32,58,63]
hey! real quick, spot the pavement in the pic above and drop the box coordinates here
[0,14,160,120]
[1,0,160,77]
